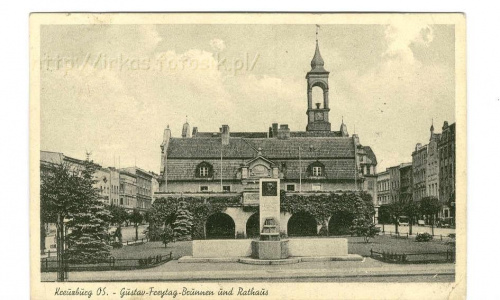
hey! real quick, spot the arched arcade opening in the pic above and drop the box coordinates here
[246,213,260,238]
[206,213,235,239]
[328,211,355,236]
[287,212,317,236]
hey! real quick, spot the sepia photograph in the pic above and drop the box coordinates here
[29,13,466,299]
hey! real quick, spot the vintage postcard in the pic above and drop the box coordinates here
[30,13,466,299]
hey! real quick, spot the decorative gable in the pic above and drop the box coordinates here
[242,156,279,179]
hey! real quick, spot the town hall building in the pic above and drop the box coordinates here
[155,40,378,238]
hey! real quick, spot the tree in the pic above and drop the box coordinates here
[64,160,112,264]
[403,201,420,235]
[41,160,112,275]
[420,196,441,236]
[41,162,79,280]
[387,201,405,234]
[350,216,380,243]
[108,204,128,243]
[173,201,193,241]
[129,209,144,241]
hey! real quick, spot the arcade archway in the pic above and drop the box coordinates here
[328,212,354,236]
[246,213,260,238]
[287,212,317,236]
[206,213,235,239]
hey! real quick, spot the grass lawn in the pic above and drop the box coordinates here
[112,241,192,260]
[346,235,454,257]
[44,235,453,265]
[112,235,452,260]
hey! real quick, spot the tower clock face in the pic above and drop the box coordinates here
[315,112,323,121]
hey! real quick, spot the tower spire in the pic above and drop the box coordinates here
[310,25,327,73]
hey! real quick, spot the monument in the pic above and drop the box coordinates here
[251,179,289,260]
[179,178,363,264]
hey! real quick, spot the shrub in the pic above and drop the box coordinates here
[350,217,380,243]
[111,241,123,249]
[415,232,433,242]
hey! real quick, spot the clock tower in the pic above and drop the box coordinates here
[306,39,331,132]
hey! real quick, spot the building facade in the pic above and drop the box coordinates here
[399,163,413,203]
[412,143,428,202]
[108,167,120,206]
[156,40,378,238]
[438,121,455,221]
[119,170,137,211]
[121,167,154,211]
[388,166,400,203]
[427,124,441,199]
[376,170,390,206]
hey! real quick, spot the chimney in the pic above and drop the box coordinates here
[192,127,198,137]
[272,123,279,138]
[162,125,171,145]
[277,124,290,140]
[352,134,360,146]
[182,121,190,138]
[221,124,230,145]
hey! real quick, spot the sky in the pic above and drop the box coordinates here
[40,23,455,173]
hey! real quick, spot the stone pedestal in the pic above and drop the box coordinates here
[251,240,289,260]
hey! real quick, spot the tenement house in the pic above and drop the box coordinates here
[412,143,427,202]
[438,121,455,222]
[156,40,378,238]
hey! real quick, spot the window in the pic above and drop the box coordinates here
[199,167,208,177]
[313,166,322,176]
[196,162,213,178]
[286,184,295,191]
[120,197,123,205]
[312,183,321,191]
[200,186,208,192]
[223,185,231,192]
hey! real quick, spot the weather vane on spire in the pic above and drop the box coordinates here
[316,24,320,42]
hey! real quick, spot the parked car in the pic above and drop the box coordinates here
[398,216,409,226]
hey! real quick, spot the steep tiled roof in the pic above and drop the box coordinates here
[165,158,355,181]
[165,137,357,181]
[167,137,355,159]
[290,131,342,137]
[167,138,255,158]
[278,159,355,180]
[245,138,355,159]
[195,131,341,138]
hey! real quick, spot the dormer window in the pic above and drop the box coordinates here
[308,161,325,178]
[196,162,213,178]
